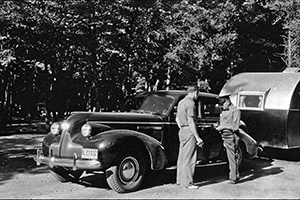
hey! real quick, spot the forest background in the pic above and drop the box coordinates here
[0,0,299,124]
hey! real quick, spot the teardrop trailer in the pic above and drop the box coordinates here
[219,68,300,159]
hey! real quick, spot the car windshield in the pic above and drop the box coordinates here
[135,94,174,115]
[120,96,145,112]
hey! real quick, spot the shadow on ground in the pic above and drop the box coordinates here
[71,156,283,192]
[0,135,292,192]
[141,157,283,189]
[0,149,49,185]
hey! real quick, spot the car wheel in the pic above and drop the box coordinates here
[50,167,83,182]
[106,150,145,193]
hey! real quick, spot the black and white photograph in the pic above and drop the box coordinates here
[0,0,299,199]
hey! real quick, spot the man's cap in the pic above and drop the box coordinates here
[186,85,200,93]
[218,93,231,99]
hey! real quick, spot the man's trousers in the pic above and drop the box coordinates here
[176,127,197,187]
[221,130,240,181]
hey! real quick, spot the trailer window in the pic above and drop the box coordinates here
[237,91,265,111]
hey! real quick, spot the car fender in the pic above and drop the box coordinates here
[90,129,167,170]
[238,128,258,158]
[42,132,59,156]
[88,121,111,136]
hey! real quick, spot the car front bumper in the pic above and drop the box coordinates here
[34,149,101,170]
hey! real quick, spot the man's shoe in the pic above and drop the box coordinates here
[228,180,238,184]
[186,185,199,189]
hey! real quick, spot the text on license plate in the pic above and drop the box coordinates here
[82,148,98,159]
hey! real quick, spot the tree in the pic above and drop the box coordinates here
[232,0,285,73]
[160,0,239,92]
[0,0,297,123]
[267,0,300,68]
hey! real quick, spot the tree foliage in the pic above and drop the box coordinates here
[0,0,299,124]
[267,0,300,68]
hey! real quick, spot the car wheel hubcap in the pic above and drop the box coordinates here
[119,156,139,182]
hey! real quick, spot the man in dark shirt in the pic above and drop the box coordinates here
[215,93,241,184]
[175,86,204,189]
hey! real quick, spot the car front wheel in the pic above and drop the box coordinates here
[106,150,145,193]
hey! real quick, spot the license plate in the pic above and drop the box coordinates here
[82,148,98,159]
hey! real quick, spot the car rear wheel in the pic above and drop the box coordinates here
[236,142,246,169]
[106,150,145,193]
[50,167,83,182]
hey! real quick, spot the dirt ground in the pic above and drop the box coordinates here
[0,134,299,199]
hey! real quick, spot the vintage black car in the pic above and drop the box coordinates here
[35,90,259,193]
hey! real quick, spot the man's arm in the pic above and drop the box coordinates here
[175,116,181,129]
[187,116,203,146]
[232,109,241,131]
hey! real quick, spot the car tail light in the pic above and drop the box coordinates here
[50,123,60,135]
[81,123,92,137]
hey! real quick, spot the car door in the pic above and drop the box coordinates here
[196,97,223,161]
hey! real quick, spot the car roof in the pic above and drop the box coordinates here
[140,90,218,99]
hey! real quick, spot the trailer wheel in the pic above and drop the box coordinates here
[106,150,145,193]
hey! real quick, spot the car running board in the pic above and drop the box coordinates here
[166,161,227,170]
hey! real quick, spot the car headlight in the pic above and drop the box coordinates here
[81,123,92,137]
[50,123,60,135]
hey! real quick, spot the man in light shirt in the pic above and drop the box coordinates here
[215,93,241,184]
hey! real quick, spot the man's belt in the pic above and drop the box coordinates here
[180,125,189,128]
[221,129,234,132]
[221,129,239,135]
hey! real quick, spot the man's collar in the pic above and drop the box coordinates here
[185,95,194,100]
[222,103,233,110]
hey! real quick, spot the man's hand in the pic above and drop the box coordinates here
[212,123,221,131]
[196,138,204,147]
[212,123,219,129]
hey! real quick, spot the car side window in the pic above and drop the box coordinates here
[201,99,221,118]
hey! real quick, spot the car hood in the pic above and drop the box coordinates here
[69,111,164,122]
[66,111,164,135]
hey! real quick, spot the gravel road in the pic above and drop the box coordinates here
[0,134,299,199]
